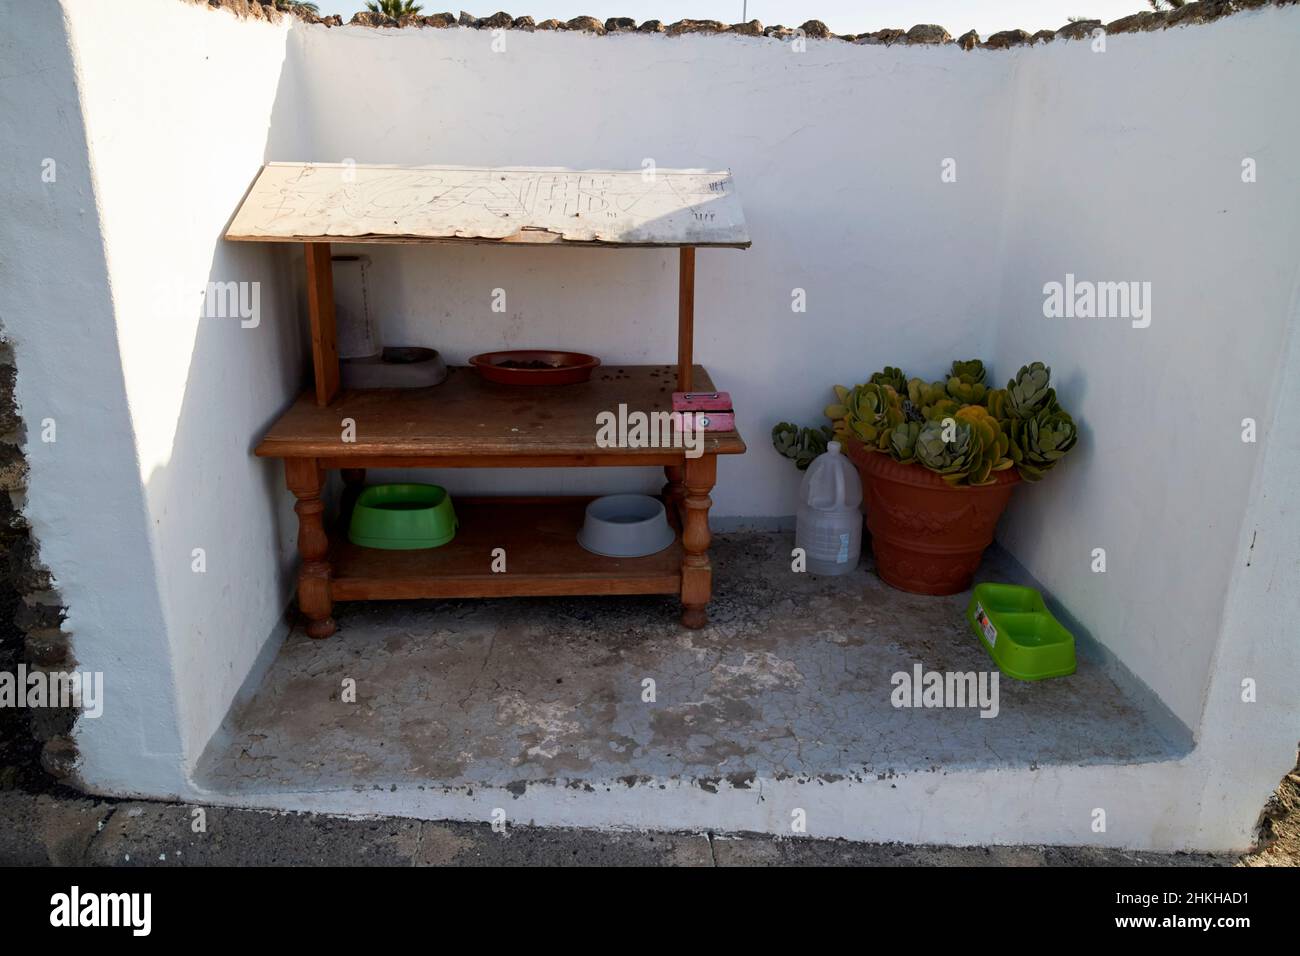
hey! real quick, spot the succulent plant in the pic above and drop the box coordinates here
[906,378,954,420]
[826,382,902,449]
[772,421,833,471]
[949,359,987,385]
[869,366,908,393]
[889,420,922,462]
[953,405,1013,485]
[1007,408,1078,481]
[914,418,978,484]
[945,376,987,406]
[789,356,1077,484]
[1005,362,1058,419]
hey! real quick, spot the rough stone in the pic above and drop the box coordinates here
[0,365,20,436]
[957,29,979,50]
[1167,2,1211,25]
[39,737,76,780]
[477,11,512,29]
[0,445,28,492]
[905,24,952,44]
[1106,12,1156,33]
[983,29,1030,49]
[511,15,533,30]
[24,628,68,667]
[604,17,636,32]
[1031,29,1056,44]
[421,12,456,27]
[536,18,563,30]
[565,16,605,34]
[15,599,63,632]
[729,20,763,36]
[1141,11,1171,30]
[763,25,793,39]
[458,11,478,27]
[666,19,728,36]
[798,19,832,39]
[1056,19,1101,40]
[350,11,396,27]
[28,705,74,746]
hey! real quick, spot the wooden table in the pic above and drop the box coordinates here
[256,365,746,637]
[228,162,751,638]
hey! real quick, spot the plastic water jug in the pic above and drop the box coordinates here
[795,441,863,576]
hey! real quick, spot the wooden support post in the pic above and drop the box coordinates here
[662,464,685,531]
[679,452,716,629]
[677,246,695,393]
[305,242,340,407]
[285,457,335,639]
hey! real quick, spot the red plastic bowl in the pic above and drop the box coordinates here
[468,350,601,386]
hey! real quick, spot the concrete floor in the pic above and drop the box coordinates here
[199,533,1182,802]
[0,791,1229,867]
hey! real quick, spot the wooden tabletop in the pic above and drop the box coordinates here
[255,364,746,462]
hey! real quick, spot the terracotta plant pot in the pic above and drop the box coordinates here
[843,438,1020,596]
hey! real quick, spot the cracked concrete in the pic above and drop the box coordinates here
[198,533,1182,802]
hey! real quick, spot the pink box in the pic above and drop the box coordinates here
[672,391,732,412]
[672,391,734,431]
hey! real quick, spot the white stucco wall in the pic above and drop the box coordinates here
[8,1,1298,847]
[989,11,1300,732]
[0,0,186,795]
[7,0,310,790]
[289,23,1015,511]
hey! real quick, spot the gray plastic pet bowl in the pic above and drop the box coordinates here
[577,494,676,558]
[341,347,448,389]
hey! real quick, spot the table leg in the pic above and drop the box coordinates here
[285,458,336,639]
[680,454,716,629]
[662,464,685,530]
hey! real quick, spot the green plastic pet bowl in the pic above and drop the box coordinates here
[966,583,1076,681]
[348,483,457,550]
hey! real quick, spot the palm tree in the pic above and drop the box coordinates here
[274,0,320,13]
[365,0,424,16]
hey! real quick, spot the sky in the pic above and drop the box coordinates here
[312,2,1154,35]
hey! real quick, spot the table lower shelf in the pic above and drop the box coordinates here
[330,497,683,602]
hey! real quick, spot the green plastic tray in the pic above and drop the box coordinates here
[966,583,1076,681]
[348,483,457,550]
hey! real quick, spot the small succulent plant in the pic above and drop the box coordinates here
[945,357,989,405]
[915,419,977,482]
[1007,408,1078,481]
[1005,361,1058,419]
[825,382,903,449]
[771,422,834,471]
[793,358,1078,483]
[869,366,908,393]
